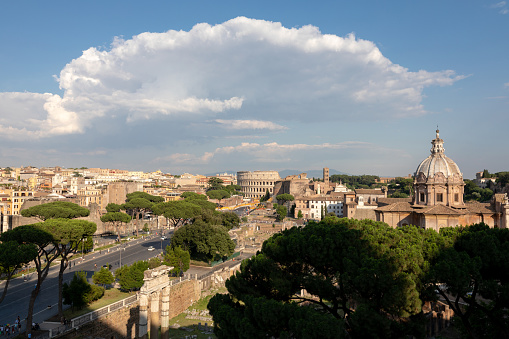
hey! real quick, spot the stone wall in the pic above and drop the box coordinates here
[199,263,241,291]
[60,302,140,339]
[166,279,201,319]
[59,264,236,339]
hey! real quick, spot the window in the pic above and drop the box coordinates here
[454,193,459,202]
[437,193,443,202]
[420,193,425,202]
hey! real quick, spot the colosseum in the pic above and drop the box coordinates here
[237,170,280,199]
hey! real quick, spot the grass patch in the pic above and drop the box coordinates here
[167,287,227,338]
[167,325,216,339]
[49,288,134,321]
[190,260,210,267]
[169,294,214,328]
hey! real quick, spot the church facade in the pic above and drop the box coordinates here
[375,130,509,230]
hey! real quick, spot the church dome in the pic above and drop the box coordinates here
[415,130,462,179]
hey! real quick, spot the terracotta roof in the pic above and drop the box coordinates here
[378,197,412,206]
[376,202,414,212]
[353,209,376,220]
[419,204,463,215]
[355,189,385,195]
[464,202,496,214]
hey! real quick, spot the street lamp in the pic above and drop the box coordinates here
[119,243,123,267]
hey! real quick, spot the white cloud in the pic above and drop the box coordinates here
[491,2,508,13]
[491,1,506,8]
[215,119,287,130]
[0,17,462,140]
[156,141,399,165]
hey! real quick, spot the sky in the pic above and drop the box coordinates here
[0,1,508,179]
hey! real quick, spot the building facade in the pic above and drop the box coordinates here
[237,171,280,199]
[376,130,509,230]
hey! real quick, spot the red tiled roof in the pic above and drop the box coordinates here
[464,202,496,214]
[419,204,463,215]
[376,202,414,212]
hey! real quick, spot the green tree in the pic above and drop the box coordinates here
[163,246,191,275]
[224,184,242,196]
[16,201,96,319]
[20,201,90,221]
[152,200,202,228]
[92,267,114,287]
[42,218,97,318]
[389,192,409,198]
[207,189,230,201]
[1,225,56,337]
[180,192,207,200]
[171,220,235,262]
[429,224,509,338]
[105,203,122,213]
[329,174,380,188]
[276,194,295,204]
[63,271,91,310]
[275,205,287,221]
[482,169,492,178]
[208,219,439,339]
[122,192,163,235]
[0,240,38,304]
[208,177,224,190]
[115,260,149,291]
[220,211,240,230]
[260,189,271,202]
[148,257,161,269]
[297,210,303,219]
[464,179,494,202]
[496,171,509,187]
[122,198,154,236]
[100,211,132,241]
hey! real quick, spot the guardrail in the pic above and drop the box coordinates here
[34,294,140,338]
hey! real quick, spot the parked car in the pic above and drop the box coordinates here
[148,246,155,251]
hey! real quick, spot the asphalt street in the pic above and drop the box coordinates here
[0,231,171,327]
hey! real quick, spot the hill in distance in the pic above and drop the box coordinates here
[278,169,349,179]
[205,169,348,179]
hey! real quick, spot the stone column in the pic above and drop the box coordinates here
[139,294,148,339]
[161,286,170,339]
[150,291,160,339]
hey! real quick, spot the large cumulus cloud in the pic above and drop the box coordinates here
[0,17,462,140]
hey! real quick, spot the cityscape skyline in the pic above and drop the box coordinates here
[1,1,508,178]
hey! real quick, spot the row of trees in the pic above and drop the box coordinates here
[100,191,238,239]
[65,256,167,310]
[1,201,94,337]
[206,177,243,201]
[329,174,381,188]
[208,218,509,339]
[464,179,494,202]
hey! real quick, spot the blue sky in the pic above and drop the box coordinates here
[0,1,508,179]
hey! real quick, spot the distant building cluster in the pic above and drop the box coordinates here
[1,129,508,234]
[0,167,237,233]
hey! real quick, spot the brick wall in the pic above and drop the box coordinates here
[166,279,200,319]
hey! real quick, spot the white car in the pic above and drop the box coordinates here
[148,246,155,251]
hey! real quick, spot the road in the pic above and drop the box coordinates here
[0,231,172,327]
